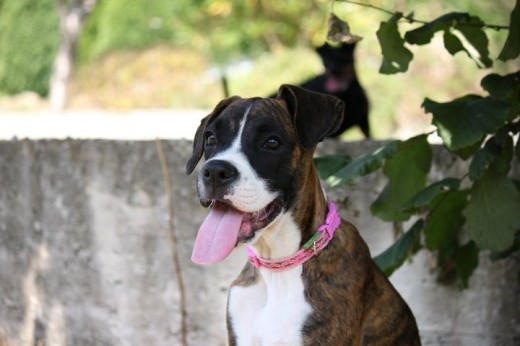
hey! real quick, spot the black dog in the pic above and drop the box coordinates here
[275,43,370,138]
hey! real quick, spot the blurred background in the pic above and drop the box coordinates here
[0,0,514,140]
[1,2,519,345]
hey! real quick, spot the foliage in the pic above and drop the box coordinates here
[0,0,59,96]
[376,14,413,74]
[404,12,493,68]
[373,219,423,276]
[317,0,520,288]
[326,141,399,186]
[79,0,328,64]
[371,135,432,222]
[78,0,180,62]
[498,0,520,61]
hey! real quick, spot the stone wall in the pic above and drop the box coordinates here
[0,139,518,345]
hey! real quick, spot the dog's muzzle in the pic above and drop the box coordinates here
[198,159,238,207]
[192,159,284,265]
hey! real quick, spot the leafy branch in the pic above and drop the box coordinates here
[318,0,520,288]
[334,0,510,30]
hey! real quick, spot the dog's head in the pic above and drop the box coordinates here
[316,43,357,93]
[186,84,344,264]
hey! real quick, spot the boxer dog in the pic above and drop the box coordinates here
[186,85,420,345]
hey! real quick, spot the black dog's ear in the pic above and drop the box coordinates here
[277,84,344,151]
[186,96,241,174]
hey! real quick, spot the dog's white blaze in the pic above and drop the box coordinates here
[200,104,277,213]
[228,213,312,345]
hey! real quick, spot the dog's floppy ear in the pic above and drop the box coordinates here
[277,84,344,151]
[186,96,240,174]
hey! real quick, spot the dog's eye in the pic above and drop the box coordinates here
[263,137,281,150]
[205,134,217,147]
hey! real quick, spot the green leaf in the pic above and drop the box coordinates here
[470,133,514,181]
[498,0,520,61]
[454,241,479,289]
[516,137,520,161]
[405,13,492,68]
[314,155,352,180]
[481,72,520,101]
[423,96,511,151]
[404,12,464,45]
[514,179,520,192]
[371,135,432,221]
[327,141,399,187]
[463,172,520,252]
[424,190,468,250]
[447,17,492,68]
[489,133,514,175]
[453,140,484,160]
[490,232,520,261]
[443,30,465,55]
[481,72,520,122]
[376,20,413,74]
[469,143,498,181]
[435,241,458,284]
[401,178,461,212]
[373,219,424,277]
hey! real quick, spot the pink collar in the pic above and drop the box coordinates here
[246,200,341,272]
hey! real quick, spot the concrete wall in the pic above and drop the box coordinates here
[0,139,518,346]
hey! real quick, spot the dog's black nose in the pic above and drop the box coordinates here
[202,160,238,188]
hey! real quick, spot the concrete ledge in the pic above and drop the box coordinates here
[0,110,206,140]
[0,139,518,345]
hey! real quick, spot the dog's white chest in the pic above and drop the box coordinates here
[228,266,312,346]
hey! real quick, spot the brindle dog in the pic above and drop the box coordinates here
[187,85,420,345]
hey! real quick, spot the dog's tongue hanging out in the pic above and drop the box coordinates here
[191,202,244,264]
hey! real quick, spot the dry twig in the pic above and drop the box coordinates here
[155,138,188,346]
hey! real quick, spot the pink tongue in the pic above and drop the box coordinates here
[191,202,244,265]
[325,76,345,93]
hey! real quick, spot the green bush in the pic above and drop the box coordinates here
[78,0,328,65]
[78,0,182,63]
[0,0,59,96]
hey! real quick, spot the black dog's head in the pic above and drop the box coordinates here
[186,85,344,264]
[316,43,357,93]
